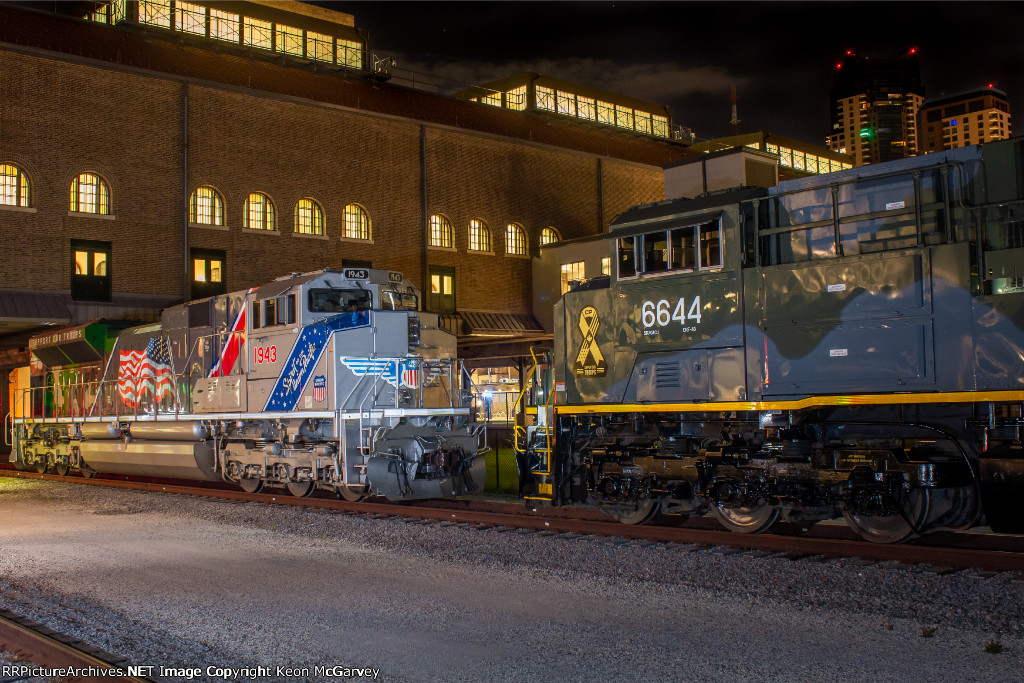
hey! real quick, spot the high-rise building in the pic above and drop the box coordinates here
[826,50,925,166]
[918,87,1012,153]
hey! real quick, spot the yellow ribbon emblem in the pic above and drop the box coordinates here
[573,306,606,377]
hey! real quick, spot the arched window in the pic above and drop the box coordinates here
[70,172,110,214]
[468,219,491,252]
[189,186,224,226]
[0,164,30,207]
[429,214,453,248]
[540,227,560,246]
[506,223,527,255]
[343,203,371,240]
[295,198,324,235]
[243,192,275,231]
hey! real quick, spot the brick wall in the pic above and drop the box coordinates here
[1,48,665,315]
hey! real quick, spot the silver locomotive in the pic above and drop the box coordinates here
[9,269,485,500]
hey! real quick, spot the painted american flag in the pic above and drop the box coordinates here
[118,337,173,405]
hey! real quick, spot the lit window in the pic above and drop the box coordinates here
[139,0,171,27]
[506,85,527,111]
[243,17,272,49]
[307,31,332,62]
[506,223,527,256]
[560,262,584,294]
[635,112,652,135]
[71,239,111,302]
[189,186,224,226]
[337,39,362,69]
[276,24,303,56]
[1,164,30,207]
[429,214,453,248]
[536,86,555,112]
[481,91,502,107]
[209,9,239,42]
[70,173,110,214]
[577,97,596,121]
[176,1,206,36]
[243,192,275,231]
[557,91,576,116]
[342,203,370,240]
[596,101,614,125]
[468,219,491,252]
[295,198,324,235]
[615,105,634,130]
[601,257,611,275]
[652,115,669,138]
[779,148,793,167]
[539,227,560,245]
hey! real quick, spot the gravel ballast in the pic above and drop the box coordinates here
[0,477,1021,682]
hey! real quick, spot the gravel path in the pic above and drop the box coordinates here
[0,477,1021,682]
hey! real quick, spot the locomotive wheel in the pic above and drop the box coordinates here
[55,464,70,477]
[606,499,661,525]
[286,481,316,498]
[843,488,930,544]
[336,484,369,502]
[238,478,265,494]
[711,501,780,534]
[35,457,50,474]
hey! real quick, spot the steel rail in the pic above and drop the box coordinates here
[0,608,153,682]
[3,470,1024,573]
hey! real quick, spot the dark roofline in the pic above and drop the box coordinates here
[0,3,692,168]
[921,87,1009,109]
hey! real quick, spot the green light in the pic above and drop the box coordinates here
[859,128,873,139]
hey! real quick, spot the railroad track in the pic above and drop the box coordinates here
[3,469,1024,574]
[0,608,152,682]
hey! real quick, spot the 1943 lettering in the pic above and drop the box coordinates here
[254,345,277,364]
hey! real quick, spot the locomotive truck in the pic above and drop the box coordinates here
[8,269,485,500]
[518,137,1024,542]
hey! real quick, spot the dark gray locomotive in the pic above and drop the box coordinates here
[10,269,485,500]
[520,138,1024,542]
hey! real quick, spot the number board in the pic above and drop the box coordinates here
[388,272,404,283]
[343,269,369,280]
[626,278,741,346]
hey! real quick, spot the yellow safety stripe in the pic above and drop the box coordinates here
[552,389,1024,416]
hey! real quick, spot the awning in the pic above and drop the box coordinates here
[0,290,70,335]
[458,311,546,337]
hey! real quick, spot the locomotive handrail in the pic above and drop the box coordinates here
[512,347,543,454]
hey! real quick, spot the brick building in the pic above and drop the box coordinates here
[0,0,690,376]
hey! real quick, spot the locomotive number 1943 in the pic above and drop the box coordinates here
[641,296,702,329]
[254,345,277,364]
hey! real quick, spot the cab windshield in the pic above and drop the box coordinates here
[308,288,371,313]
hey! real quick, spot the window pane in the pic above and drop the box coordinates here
[209,9,239,42]
[337,39,362,68]
[139,0,171,28]
[0,164,28,207]
[243,17,272,49]
[506,85,527,111]
[540,227,559,245]
[557,91,576,116]
[536,86,555,112]
[343,204,370,240]
[431,274,440,293]
[615,105,634,130]
[296,198,323,235]
[210,260,222,283]
[429,215,452,248]
[699,222,722,268]
[560,262,584,294]
[176,1,206,36]
[596,101,614,125]
[469,219,490,251]
[506,224,526,255]
[191,186,223,225]
[276,24,303,56]
[307,31,332,62]
[670,227,696,270]
[194,258,207,282]
[618,237,636,277]
[601,257,611,275]
[75,251,89,275]
[245,193,274,230]
[71,173,108,214]
[577,97,596,121]
[642,231,668,272]
[93,252,107,276]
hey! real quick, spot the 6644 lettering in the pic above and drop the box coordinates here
[641,296,702,330]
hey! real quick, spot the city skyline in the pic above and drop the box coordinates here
[335,1,1022,145]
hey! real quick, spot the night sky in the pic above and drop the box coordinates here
[330,1,1023,147]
